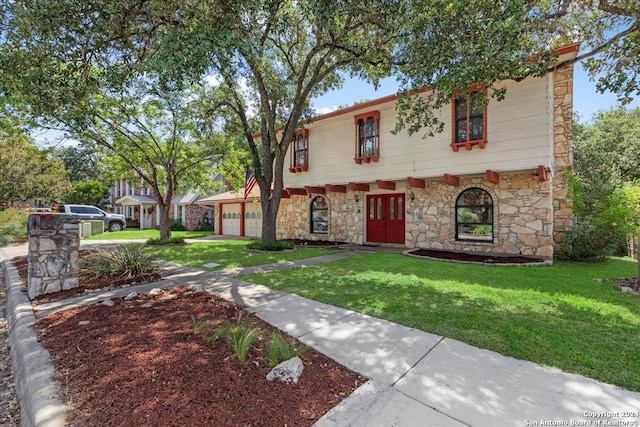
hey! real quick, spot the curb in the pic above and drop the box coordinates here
[2,259,71,427]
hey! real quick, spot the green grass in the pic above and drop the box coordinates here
[146,239,342,270]
[239,253,640,392]
[85,229,213,240]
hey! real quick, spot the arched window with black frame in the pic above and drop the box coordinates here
[455,188,493,242]
[310,196,329,234]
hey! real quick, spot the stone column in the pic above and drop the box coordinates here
[27,214,80,299]
[552,64,575,245]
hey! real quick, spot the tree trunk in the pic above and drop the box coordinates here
[158,204,172,241]
[260,189,280,243]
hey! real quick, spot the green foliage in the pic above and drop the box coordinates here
[0,208,29,245]
[266,332,308,368]
[169,219,186,231]
[208,316,262,362]
[191,315,211,335]
[0,121,72,204]
[80,245,158,279]
[65,181,110,208]
[245,240,295,252]
[555,222,611,262]
[146,236,185,246]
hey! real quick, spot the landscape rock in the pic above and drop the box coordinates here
[621,286,638,294]
[187,284,204,293]
[124,292,138,301]
[149,288,164,296]
[101,299,115,306]
[266,356,304,384]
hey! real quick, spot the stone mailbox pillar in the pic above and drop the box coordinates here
[27,214,80,299]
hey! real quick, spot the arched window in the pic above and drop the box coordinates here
[310,196,329,234]
[455,188,493,242]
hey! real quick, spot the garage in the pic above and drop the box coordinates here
[221,203,241,236]
[244,202,262,238]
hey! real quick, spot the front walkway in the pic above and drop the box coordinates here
[3,240,640,426]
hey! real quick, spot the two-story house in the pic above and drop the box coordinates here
[110,176,220,231]
[200,45,578,261]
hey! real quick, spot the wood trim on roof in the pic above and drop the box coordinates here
[286,187,307,195]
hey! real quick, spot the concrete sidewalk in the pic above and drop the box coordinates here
[3,241,640,427]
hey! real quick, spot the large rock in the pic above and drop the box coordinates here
[266,356,304,384]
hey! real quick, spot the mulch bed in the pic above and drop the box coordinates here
[407,248,547,264]
[34,288,366,427]
[12,253,161,304]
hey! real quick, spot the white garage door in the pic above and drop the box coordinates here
[244,202,262,238]
[221,204,241,236]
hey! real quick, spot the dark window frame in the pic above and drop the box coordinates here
[289,129,309,173]
[451,88,487,152]
[354,111,380,164]
[310,196,329,234]
[455,187,494,242]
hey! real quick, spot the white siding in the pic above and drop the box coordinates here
[284,76,552,188]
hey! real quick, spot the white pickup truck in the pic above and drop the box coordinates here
[53,204,127,232]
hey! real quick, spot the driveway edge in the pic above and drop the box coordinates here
[2,259,71,427]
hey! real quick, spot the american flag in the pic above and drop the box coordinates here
[244,170,257,199]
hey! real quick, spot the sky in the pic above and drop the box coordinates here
[310,65,639,123]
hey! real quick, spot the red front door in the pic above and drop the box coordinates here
[366,194,405,244]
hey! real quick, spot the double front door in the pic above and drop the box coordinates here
[366,194,405,244]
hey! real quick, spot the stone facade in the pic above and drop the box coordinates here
[27,214,80,299]
[274,172,554,259]
[552,64,575,244]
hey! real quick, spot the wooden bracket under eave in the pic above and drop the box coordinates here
[407,177,426,188]
[376,180,396,190]
[444,173,460,186]
[349,182,370,192]
[536,165,547,182]
[286,187,307,196]
[305,186,326,195]
[486,170,499,184]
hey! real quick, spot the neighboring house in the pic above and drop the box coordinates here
[110,174,223,231]
[198,185,262,238]
[200,45,578,261]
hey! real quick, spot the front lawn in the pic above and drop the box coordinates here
[239,253,640,392]
[85,229,213,240]
[146,240,343,270]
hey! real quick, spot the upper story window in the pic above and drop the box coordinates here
[354,111,380,164]
[455,187,493,242]
[451,90,487,152]
[310,196,329,234]
[116,180,122,197]
[289,129,309,173]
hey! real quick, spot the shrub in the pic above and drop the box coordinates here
[555,222,611,262]
[0,208,29,245]
[208,315,262,362]
[266,332,308,368]
[169,219,186,231]
[147,236,185,245]
[81,244,158,278]
[245,240,294,251]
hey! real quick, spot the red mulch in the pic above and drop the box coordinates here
[34,288,366,427]
[407,248,546,264]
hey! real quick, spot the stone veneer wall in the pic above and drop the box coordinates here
[276,191,364,244]
[552,64,575,244]
[27,214,80,299]
[406,173,554,259]
[274,173,554,259]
